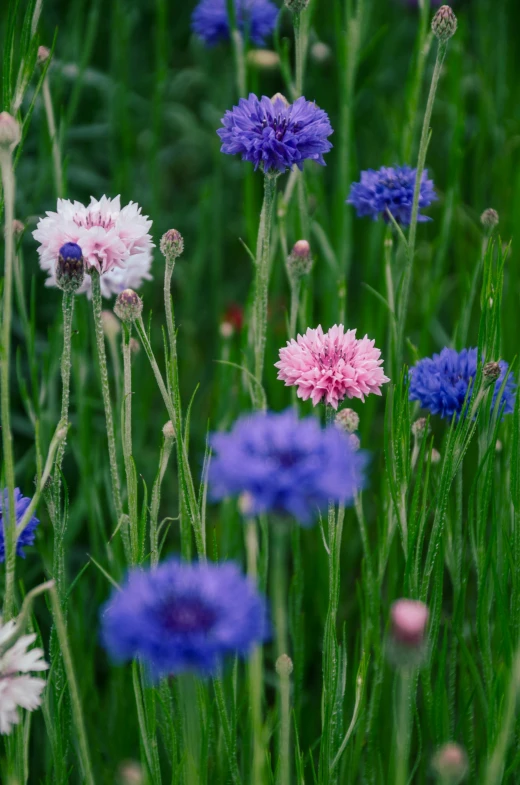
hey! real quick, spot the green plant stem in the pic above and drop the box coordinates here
[121,324,139,563]
[396,38,448,368]
[89,271,122,521]
[132,661,163,784]
[253,173,278,398]
[394,667,413,785]
[483,649,520,785]
[49,584,95,785]
[289,277,301,339]
[277,661,291,785]
[231,29,247,97]
[293,11,304,99]
[1,147,19,621]
[213,674,243,785]
[246,520,265,785]
[150,429,175,567]
[273,525,289,658]
[42,72,64,197]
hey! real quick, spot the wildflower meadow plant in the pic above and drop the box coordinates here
[0,489,39,562]
[191,0,279,47]
[409,347,516,419]
[209,409,366,523]
[347,165,437,225]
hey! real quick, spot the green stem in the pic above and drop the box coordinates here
[90,271,122,520]
[396,38,448,368]
[213,674,243,785]
[273,525,289,658]
[1,147,19,621]
[42,73,64,198]
[121,324,139,563]
[49,584,95,785]
[253,173,278,398]
[150,429,175,567]
[246,520,265,785]
[293,11,304,99]
[277,660,292,785]
[289,278,301,339]
[483,650,520,785]
[231,29,247,97]
[394,667,413,785]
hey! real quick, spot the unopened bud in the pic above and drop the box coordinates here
[483,361,501,385]
[114,289,143,323]
[129,337,140,355]
[101,310,121,340]
[391,599,429,648]
[238,492,254,517]
[0,112,21,152]
[431,743,468,784]
[480,208,499,230]
[287,240,312,279]
[162,421,175,441]
[275,653,293,677]
[117,760,144,785]
[12,219,24,236]
[496,439,503,453]
[160,229,184,263]
[220,321,234,339]
[335,408,359,434]
[247,50,280,70]
[412,417,429,437]
[37,46,51,65]
[56,243,85,293]
[284,0,310,11]
[271,92,290,108]
[432,5,457,41]
[310,42,332,64]
[431,448,441,464]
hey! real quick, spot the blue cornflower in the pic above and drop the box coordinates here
[209,410,366,524]
[217,93,333,173]
[0,489,40,562]
[100,560,268,677]
[409,347,516,420]
[347,165,437,225]
[191,0,278,47]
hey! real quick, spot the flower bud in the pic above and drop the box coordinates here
[275,653,294,677]
[271,92,290,108]
[162,421,175,441]
[160,229,184,263]
[310,42,332,64]
[480,208,499,230]
[129,337,140,355]
[117,760,144,785]
[284,0,310,12]
[101,310,121,340]
[37,46,51,65]
[114,289,143,323]
[56,243,85,293]
[247,50,280,70]
[391,599,429,648]
[483,361,501,385]
[13,219,24,236]
[431,448,441,464]
[335,408,359,433]
[287,240,312,279]
[431,743,468,784]
[0,112,21,153]
[432,5,457,41]
[220,321,234,339]
[412,417,429,437]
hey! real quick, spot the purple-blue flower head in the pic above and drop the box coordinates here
[347,165,437,225]
[0,489,40,562]
[100,560,268,677]
[218,93,333,173]
[209,410,366,524]
[409,348,516,420]
[192,0,278,47]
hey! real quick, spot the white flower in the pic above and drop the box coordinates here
[0,618,49,735]
[33,195,154,298]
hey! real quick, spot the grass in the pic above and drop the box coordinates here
[2,0,520,782]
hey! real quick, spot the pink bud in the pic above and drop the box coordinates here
[391,599,429,647]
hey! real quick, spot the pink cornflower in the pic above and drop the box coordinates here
[33,195,154,298]
[275,324,389,409]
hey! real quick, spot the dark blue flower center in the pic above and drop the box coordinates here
[161,599,216,633]
[259,113,302,141]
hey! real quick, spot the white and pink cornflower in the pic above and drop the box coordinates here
[33,195,154,298]
[275,324,389,409]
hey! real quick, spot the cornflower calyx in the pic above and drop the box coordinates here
[335,408,360,434]
[483,361,501,385]
[287,240,312,279]
[114,289,143,323]
[160,229,184,264]
[432,5,457,41]
[284,0,310,13]
[56,243,85,293]
[0,112,21,153]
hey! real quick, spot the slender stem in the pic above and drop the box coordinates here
[253,173,278,397]
[150,430,175,567]
[277,660,292,785]
[289,279,301,339]
[273,525,289,658]
[483,650,520,785]
[394,667,413,785]
[52,291,75,532]
[49,584,95,785]
[42,73,64,198]
[213,674,243,785]
[121,324,139,563]
[293,11,304,99]
[396,39,448,368]
[231,29,247,98]
[89,271,122,520]
[1,148,19,621]
[246,520,265,785]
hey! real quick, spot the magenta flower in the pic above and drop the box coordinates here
[275,324,390,409]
